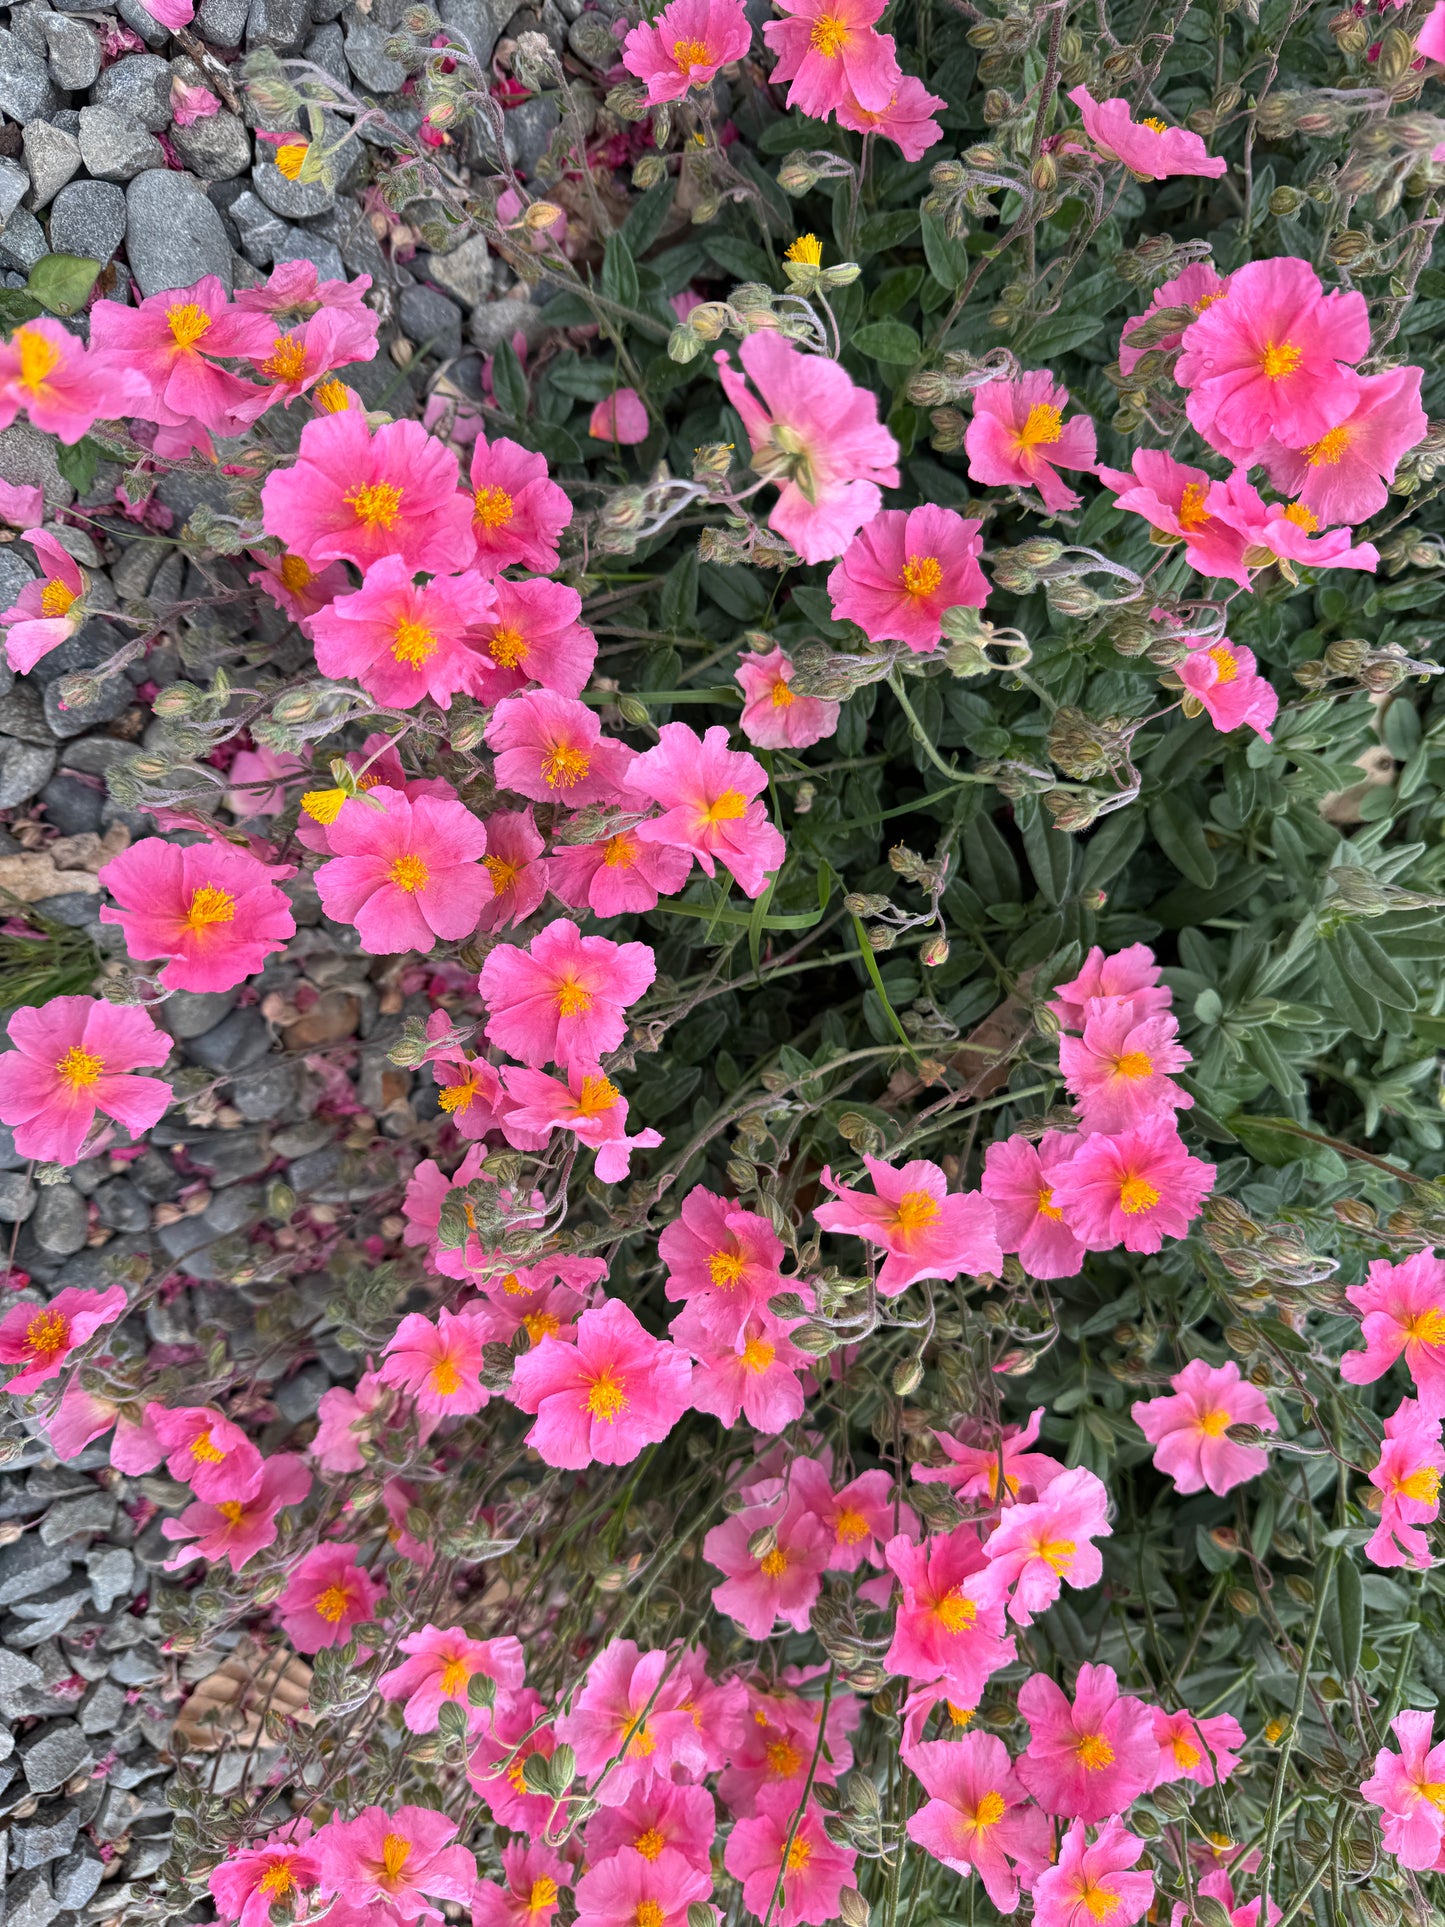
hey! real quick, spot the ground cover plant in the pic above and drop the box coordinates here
[7,0,1445,1925]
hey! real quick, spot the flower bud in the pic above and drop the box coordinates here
[920,935,950,967]
[632,153,668,189]
[838,1892,870,1927]
[668,324,704,364]
[607,80,651,118]
[778,152,820,194]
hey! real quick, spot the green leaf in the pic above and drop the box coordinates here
[56,435,102,496]
[1337,923,1416,1011]
[27,253,101,317]
[659,550,699,631]
[706,234,775,283]
[620,178,675,257]
[1322,1556,1363,1683]
[523,420,582,465]
[852,915,917,1056]
[0,288,42,331]
[857,209,920,253]
[491,337,528,420]
[651,899,822,932]
[540,292,599,327]
[851,320,921,365]
[601,233,639,310]
[1016,794,1075,907]
[1318,934,1384,1037]
[1149,793,1216,889]
[920,209,970,291]
[1025,312,1106,358]
[700,562,770,621]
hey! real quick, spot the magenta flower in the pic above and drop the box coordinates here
[1132,1358,1277,1496]
[724,1788,858,1927]
[625,722,786,899]
[98,837,295,994]
[966,371,1097,512]
[468,431,572,575]
[981,1464,1111,1626]
[0,995,171,1165]
[558,1639,707,1804]
[1361,1710,1445,1869]
[487,690,636,806]
[1097,449,1252,589]
[380,1308,490,1422]
[716,334,900,562]
[312,1372,387,1474]
[1176,256,1370,457]
[1,526,88,674]
[226,744,306,818]
[1368,1397,1444,1570]
[243,305,377,412]
[149,1402,264,1502]
[1050,1120,1215,1255]
[277,1542,383,1653]
[161,1452,311,1573]
[1059,999,1193,1134]
[480,918,657,1076]
[589,389,651,444]
[660,1185,787,1342]
[1119,262,1229,376]
[1017,1665,1157,1820]
[673,1305,810,1434]
[235,258,374,318]
[309,556,498,709]
[1178,637,1280,741]
[1050,944,1169,1032]
[574,1846,710,1927]
[827,505,988,652]
[89,275,273,433]
[1151,1706,1246,1789]
[473,575,597,705]
[378,1625,524,1733]
[0,317,137,443]
[0,1284,127,1394]
[835,71,945,159]
[1032,1819,1154,1927]
[814,1153,1002,1296]
[318,1806,475,1922]
[1421,0,1445,58]
[904,1733,1051,1912]
[315,786,490,955]
[210,1821,321,1927]
[762,0,900,116]
[500,1062,632,1156]
[1204,469,1379,575]
[884,1527,1016,1703]
[548,827,693,919]
[1069,85,1227,178]
[736,645,841,749]
[703,1479,831,1638]
[249,547,350,635]
[1341,1252,1445,1411]
[472,1841,569,1927]
[1170,1873,1278,1927]
[477,808,549,931]
[718,1678,857,1811]
[789,1457,913,1570]
[980,1133,1086,1280]
[466,1687,562,1830]
[584,1782,717,1873]
[509,1298,692,1468]
[1259,365,1426,525]
[623,0,750,99]
[261,410,473,574]
[914,1407,1065,1507]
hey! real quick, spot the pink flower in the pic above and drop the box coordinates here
[791,1458,914,1570]
[1361,1709,1445,1870]
[1069,85,1227,178]
[660,1185,787,1342]
[762,0,900,116]
[1059,1000,1192,1133]
[718,1679,857,1811]
[736,645,840,748]
[0,527,87,674]
[966,371,1097,512]
[827,506,988,652]
[1258,365,1426,525]
[0,479,43,529]
[98,838,295,993]
[309,557,498,709]
[557,1639,707,1803]
[1421,0,1445,59]
[261,410,474,574]
[548,827,693,919]
[1051,944,1169,1032]
[1049,1120,1215,1255]
[1097,449,1252,589]
[380,1307,490,1421]
[716,334,900,562]
[589,390,650,443]
[0,1285,127,1394]
[624,723,786,899]
[980,1133,1086,1280]
[884,1527,1016,1703]
[584,1783,716,1873]
[1171,1873,1277,1927]
[905,1733,1051,1912]
[509,1298,692,1468]
[1132,1358,1277,1496]
[211,1822,321,1927]
[480,918,656,1076]
[623,0,751,99]
[315,787,490,954]
[487,690,635,806]
[472,1842,569,1927]
[499,1063,652,1181]
[814,1153,1002,1296]
[278,1543,383,1653]
[149,1402,263,1503]
[1151,1706,1246,1788]
[703,1479,830,1638]
[472,575,597,705]
[467,432,572,575]
[1368,1397,1444,1569]
[312,1372,387,1474]
[724,1789,858,1927]
[1032,1819,1154,1927]
[0,996,171,1165]
[161,1452,311,1572]
[1178,637,1279,740]
[171,76,221,123]
[318,1806,475,1922]
[244,307,378,412]
[234,259,373,319]
[477,808,549,931]
[1,317,143,443]
[466,1688,563,1829]
[914,1407,1064,1506]
[89,277,273,433]
[1175,257,1370,458]
[834,71,945,158]
[1204,469,1380,575]
[1016,1665,1157,1820]
[574,1848,710,1927]
[980,1464,1112,1625]
[672,1305,810,1434]
[1118,263,1230,377]
[1341,1252,1445,1411]
[249,548,350,633]
[378,1625,525,1732]
[226,744,306,817]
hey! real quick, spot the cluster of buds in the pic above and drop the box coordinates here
[788,641,900,701]
[1387,420,1445,494]
[938,606,1033,678]
[1047,705,1144,783]
[1112,232,1214,288]
[1294,637,1445,696]
[1201,1195,1340,1310]
[990,538,1145,615]
[1376,523,1445,575]
[1323,864,1445,922]
[907,345,1019,411]
[696,520,796,570]
[846,841,953,958]
[668,282,809,363]
[776,148,863,197]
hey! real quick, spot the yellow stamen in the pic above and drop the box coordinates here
[55,1044,103,1089]
[485,855,520,894]
[634,1830,666,1862]
[1396,1468,1442,1503]
[935,1587,977,1634]
[1282,501,1318,532]
[760,1546,788,1577]
[1119,1174,1159,1215]
[542,742,591,790]
[440,1657,471,1696]
[786,233,824,265]
[216,1500,248,1526]
[1033,1535,1076,1573]
[770,679,795,708]
[1177,481,1211,532]
[314,1583,351,1623]
[626,1721,656,1757]
[556,978,593,1017]
[901,554,943,597]
[1259,340,1302,380]
[1197,1408,1231,1437]
[313,377,349,413]
[40,579,76,619]
[275,140,308,181]
[710,1248,746,1288]
[1079,1883,1120,1920]
[190,1429,225,1463]
[345,480,404,529]
[380,1835,411,1880]
[785,1838,811,1875]
[1405,1308,1445,1347]
[389,854,430,893]
[1037,1184,1063,1222]
[1075,1732,1115,1770]
[262,335,308,382]
[1304,424,1351,466]
[430,1356,462,1397]
[1208,645,1239,684]
[1017,403,1063,449]
[765,1735,802,1773]
[586,1368,628,1422]
[1172,1736,1202,1769]
[635,1904,665,1927]
[1142,115,1168,132]
[1114,1050,1152,1079]
[528,1880,558,1912]
[603,832,637,867]
[258,1863,295,1898]
[487,625,529,670]
[302,787,348,825]
[702,788,748,824]
[167,303,211,350]
[473,484,515,528]
[15,327,59,392]
[523,1311,560,1344]
[672,34,711,66]
[185,885,235,932]
[393,618,438,667]
[973,1790,1006,1828]
[892,1189,940,1241]
[279,553,314,593]
[438,1077,479,1115]
[741,1336,776,1373]
[808,14,847,53]
[577,1074,621,1116]
[834,1507,869,1545]
[25,1309,69,1355]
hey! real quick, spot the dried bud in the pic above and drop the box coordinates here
[632,153,667,190]
[838,1892,870,1927]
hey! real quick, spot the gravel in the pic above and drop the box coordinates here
[47,179,127,264]
[126,167,234,293]
[78,104,165,183]
[20,120,79,209]
[38,14,100,90]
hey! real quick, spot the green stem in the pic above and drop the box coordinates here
[1260,1545,1338,1907]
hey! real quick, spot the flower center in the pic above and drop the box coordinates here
[279,554,314,592]
[275,140,308,181]
[263,335,308,382]
[393,618,439,666]
[556,977,593,1017]
[314,1583,351,1623]
[1405,1308,1445,1346]
[389,854,430,893]
[1032,1535,1076,1573]
[786,233,823,265]
[709,1248,745,1287]
[1172,1736,1202,1768]
[892,1189,940,1240]
[672,34,711,64]
[25,1308,69,1355]
[190,1428,226,1463]
[741,1336,776,1373]
[577,1074,621,1116]
[488,625,529,670]
[55,1043,103,1089]
[634,1829,666,1862]
[1259,339,1302,380]
[1397,1468,1442,1503]
[529,1880,559,1912]
[785,1837,812,1875]
[1197,1408,1231,1437]
[770,679,795,708]
[1282,501,1317,532]
[41,579,76,619]
[523,1311,561,1344]
[1037,1184,1064,1222]
[1304,424,1351,466]
[766,1735,802,1773]
[603,832,637,867]
[586,1367,628,1422]
[760,1546,789,1577]
[635,1904,665,1927]
[1207,645,1239,683]
[1141,115,1168,132]
[440,1656,471,1696]
[1114,1050,1152,1079]
[302,787,347,824]
[1079,1883,1120,1920]
[834,1506,869,1544]
[16,327,59,391]
[542,742,591,789]
[1118,1174,1160,1215]
[485,854,520,893]
[1017,403,1063,449]
[258,1862,295,1898]
[1177,481,1211,532]
[430,1356,462,1396]
[808,13,847,53]
[703,788,748,824]
[314,378,349,412]
[935,1586,977,1634]
[1075,1731,1115,1770]
[216,1500,248,1525]
[345,480,404,528]
[473,484,515,528]
[380,1834,411,1881]
[901,553,943,598]
[167,303,212,349]
[626,1720,656,1757]
[186,885,235,932]
[974,1790,1006,1828]
[439,1076,479,1114]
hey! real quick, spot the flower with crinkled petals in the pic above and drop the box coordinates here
[499,1061,633,1158]
[0,315,143,443]
[1362,1709,1445,1870]
[235,259,374,320]
[1204,469,1379,576]
[98,837,295,993]
[487,690,636,807]
[472,575,597,705]
[472,1841,569,1927]
[1060,998,1193,1135]
[210,1821,321,1927]
[509,1298,692,1469]
[827,506,988,652]
[1132,1358,1277,1496]
[1096,449,1253,589]
[980,1133,1087,1281]
[548,826,694,919]
[1051,943,1170,1031]
[791,1457,916,1571]
[467,431,572,575]
[715,335,900,563]
[90,276,275,432]
[1016,1665,1157,1821]
[1069,85,1227,178]
[584,1783,717,1875]
[248,548,351,635]
[574,1847,710,1927]
[904,1733,1051,1913]
[1049,1120,1215,1255]
[1,527,88,675]
[703,1478,830,1638]
[378,1625,525,1734]
[1118,262,1230,377]
[736,645,841,749]
[660,1185,787,1343]
[814,1153,1002,1296]
[261,409,474,574]
[242,304,379,412]
[148,1402,264,1503]
[914,1407,1065,1507]
[725,1789,858,1927]
[161,1452,311,1573]
[623,0,752,101]
[981,1464,1112,1626]
[0,995,171,1166]
[884,1527,1017,1702]
[558,1639,708,1806]
[835,71,945,158]
[309,556,498,709]
[1170,1873,1279,1927]
[718,1677,858,1814]
[1259,364,1426,525]
[278,1542,383,1654]
[672,1304,811,1434]
[1367,1397,1445,1570]
[1033,1819,1154,1927]
[318,1806,476,1924]
[226,744,306,818]
[312,1372,387,1475]
[480,917,656,1076]
[1180,636,1280,742]
[624,722,786,899]
[1152,1707,1246,1789]
[466,1688,562,1830]
[315,786,491,954]
[0,1284,127,1395]
[966,371,1097,512]
[1342,1251,1445,1412]
[762,0,900,115]
[476,808,549,931]
[425,1051,505,1142]
[379,1307,490,1423]
[1420,0,1445,58]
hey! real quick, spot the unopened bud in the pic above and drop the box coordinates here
[778,153,819,194]
[632,153,667,190]
[668,324,703,364]
[747,1524,779,1561]
[920,934,950,967]
[838,1893,870,1927]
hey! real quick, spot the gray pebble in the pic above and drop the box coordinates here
[158,990,241,1045]
[4,1868,60,1927]
[30,1184,88,1257]
[251,158,333,219]
[400,281,462,360]
[42,671,130,739]
[0,1540,72,1610]
[424,232,492,309]
[77,1677,127,1736]
[303,20,347,79]
[21,122,80,212]
[246,0,311,47]
[93,1178,149,1233]
[0,157,29,229]
[226,185,290,266]
[0,424,73,516]
[0,1171,35,1223]
[274,1362,328,1421]
[438,0,509,65]
[0,738,56,808]
[126,169,233,296]
[51,1852,101,1912]
[232,1059,300,1121]
[39,13,99,90]
[184,1130,271,1186]
[117,0,177,40]
[0,27,57,123]
[94,54,172,132]
[342,12,406,88]
[505,91,559,172]
[10,1806,79,1871]
[18,1720,91,1795]
[40,769,102,835]
[108,1645,162,1687]
[187,1006,272,1073]
[196,0,250,43]
[0,1649,44,1718]
[275,228,346,284]
[39,1492,116,1545]
[170,109,252,181]
[78,105,164,184]
[0,205,49,272]
[47,180,127,267]
[30,890,96,926]
[469,293,547,355]
[85,1545,134,1614]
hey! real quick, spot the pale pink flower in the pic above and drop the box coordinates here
[210,1822,321,1927]
[480,917,656,1076]
[1178,637,1279,741]
[477,808,549,931]
[315,786,490,954]
[226,744,306,817]
[1132,1358,1277,1496]
[0,1285,127,1395]
[914,1407,1065,1506]
[1368,1397,1444,1570]
[1340,1252,1445,1411]
[574,1848,709,1927]
[1017,1665,1157,1820]
[762,0,900,115]
[467,432,572,575]
[318,1806,475,1922]
[884,1527,1016,1703]
[472,1841,569,1927]
[672,1304,810,1434]
[659,1185,787,1343]
[0,996,170,1165]
[0,527,88,674]
[1151,1707,1246,1788]
[1118,263,1230,377]
[278,1542,383,1654]
[905,1733,1051,1912]
[835,71,945,158]
[1258,365,1426,525]
[1050,943,1170,1031]
[379,1307,490,1423]
[312,1372,387,1474]
[98,838,294,993]
[724,1789,858,1927]
[161,1452,311,1572]
[149,1402,263,1503]
[814,1153,1001,1295]
[378,1625,525,1732]
[584,1783,716,1874]
[0,478,43,528]
[472,575,597,705]
[233,258,373,318]
[547,826,693,919]
[980,1133,1086,1280]
[1097,449,1252,589]
[509,1298,692,1468]
[624,722,786,898]
[1050,1120,1215,1255]
[736,645,840,748]
[590,390,650,443]
[309,557,498,709]
[1069,85,1226,178]
[981,1464,1111,1626]
[703,1479,830,1638]
[487,690,635,806]
[827,505,988,652]
[966,372,1097,513]
[499,1063,660,1182]
[1032,1819,1154,1927]
[715,334,900,562]
[1059,999,1192,1133]
[557,1639,707,1803]
[1361,1709,1445,1870]
[623,0,751,100]
[0,316,134,442]
[89,276,273,433]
